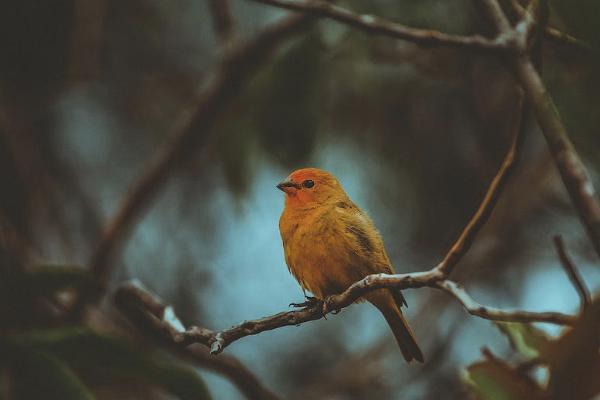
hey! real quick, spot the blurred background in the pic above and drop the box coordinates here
[1,0,599,399]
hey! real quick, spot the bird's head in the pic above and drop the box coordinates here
[277,168,348,209]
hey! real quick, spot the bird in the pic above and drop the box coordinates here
[277,167,424,362]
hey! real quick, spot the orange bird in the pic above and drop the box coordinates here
[277,168,423,362]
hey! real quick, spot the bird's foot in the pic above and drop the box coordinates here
[289,296,322,308]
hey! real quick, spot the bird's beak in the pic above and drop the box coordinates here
[277,180,300,194]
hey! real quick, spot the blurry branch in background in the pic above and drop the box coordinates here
[508,0,596,54]
[478,0,600,260]
[554,235,592,311]
[249,0,504,51]
[115,281,281,400]
[82,12,317,308]
[114,102,580,355]
[207,0,235,44]
[248,0,591,54]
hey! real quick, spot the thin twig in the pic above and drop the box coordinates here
[83,13,315,307]
[208,0,235,44]
[478,0,600,260]
[509,0,596,53]
[249,0,506,51]
[435,280,577,325]
[553,235,591,311]
[114,281,281,400]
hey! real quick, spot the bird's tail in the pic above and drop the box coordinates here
[368,290,424,363]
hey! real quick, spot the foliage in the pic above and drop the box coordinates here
[465,299,600,400]
[0,267,211,400]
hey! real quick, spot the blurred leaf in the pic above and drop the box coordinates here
[495,322,552,359]
[11,348,94,400]
[465,351,546,400]
[546,299,600,400]
[14,327,211,400]
[257,31,324,166]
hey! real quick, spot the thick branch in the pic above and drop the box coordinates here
[478,0,600,259]
[114,281,281,400]
[85,13,315,303]
[553,235,591,311]
[249,0,505,51]
[435,280,577,325]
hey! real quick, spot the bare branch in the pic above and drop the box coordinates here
[249,0,505,51]
[478,0,600,259]
[553,235,591,311]
[114,281,281,400]
[436,280,577,325]
[208,0,235,44]
[84,13,315,305]
[114,269,576,357]
[544,27,596,53]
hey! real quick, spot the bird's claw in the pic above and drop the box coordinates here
[289,296,322,308]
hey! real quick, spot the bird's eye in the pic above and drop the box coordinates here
[302,179,315,189]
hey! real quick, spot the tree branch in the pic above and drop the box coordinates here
[435,280,577,325]
[114,281,281,400]
[553,235,591,311]
[248,0,506,51]
[478,0,600,259]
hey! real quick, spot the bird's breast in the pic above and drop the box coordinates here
[280,207,361,298]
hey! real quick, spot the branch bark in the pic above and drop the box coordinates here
[435,280,577,325]
[249,0,505,51]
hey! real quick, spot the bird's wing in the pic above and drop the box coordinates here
[333,200,394,274]
[334,200,408,307]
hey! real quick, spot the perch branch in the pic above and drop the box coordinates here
[249,0,506,51]
[114,281,281,400]
[553,235,591,311]
[115,270,575,357]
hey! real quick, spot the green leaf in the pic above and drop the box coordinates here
[495,322,552,359]
[465,351,546,400]
[11,348,94,400]
[16,327,211,400]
